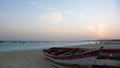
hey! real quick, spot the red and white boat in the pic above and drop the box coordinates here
[93,48,120,68]
[98,48,120,59]
[43,47,102,67]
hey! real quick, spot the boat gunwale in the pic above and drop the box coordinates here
[43,48,100,60]
[102,49,120,52]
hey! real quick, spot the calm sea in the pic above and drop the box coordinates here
[0,41,97,52]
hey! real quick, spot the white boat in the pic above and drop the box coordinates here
[43,47,102,67]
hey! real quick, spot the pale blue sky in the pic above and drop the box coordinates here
[0,0,120,41]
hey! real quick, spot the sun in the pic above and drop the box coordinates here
[96,24,105,38]
[89,24,106,39]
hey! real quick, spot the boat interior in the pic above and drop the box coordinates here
[44,47,98,56]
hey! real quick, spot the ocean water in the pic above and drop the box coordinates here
[0,41,97,52]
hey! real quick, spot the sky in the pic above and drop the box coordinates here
[0,0,120,41]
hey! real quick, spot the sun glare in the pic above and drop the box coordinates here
[97,24,106,38]
[89,24,106,39]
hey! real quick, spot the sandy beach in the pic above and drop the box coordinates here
[0,44,120,68]
[0,50,54,68]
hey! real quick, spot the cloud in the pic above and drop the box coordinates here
[48,7,55,10]
[41,12,63,23]
[30,2,36,5]
[0,12,8,16]
[36,3,44,9]
[79,15,84,18]
[65,10,74,15]
[30,1,44,9]
[29,1,55,10]
[37,6,44,9]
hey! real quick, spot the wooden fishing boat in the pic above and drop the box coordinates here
[43,47,102,67]
[92,48,120,68]
[98,49,120,59]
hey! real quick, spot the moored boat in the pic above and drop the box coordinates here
[43,47,102,67]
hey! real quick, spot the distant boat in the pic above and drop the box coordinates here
[43,47,102,67]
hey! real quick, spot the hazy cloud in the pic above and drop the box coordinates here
[30,2,36,5]
[0,12,8,16]
[29,1,56,10]
[37,6,44,9]
[65,10,74,15]
[30,1,44,9]
[36,3,44,9]
[79,15,85,18]
[41,12,63,23]
[48,7,55,10]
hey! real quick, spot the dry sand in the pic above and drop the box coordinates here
[0,50,53,68]
[0,44,120,68]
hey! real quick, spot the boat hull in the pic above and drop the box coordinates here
[98,49,120,59]
[43,47,101,67]
[46,56,97,66]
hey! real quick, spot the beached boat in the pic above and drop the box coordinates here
[43,47,102,67]
[98,49,120,59]
[92,48,120,68]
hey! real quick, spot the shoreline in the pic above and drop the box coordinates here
[0,44,120,68]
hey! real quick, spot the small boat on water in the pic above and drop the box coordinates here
[43,47,102,67]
